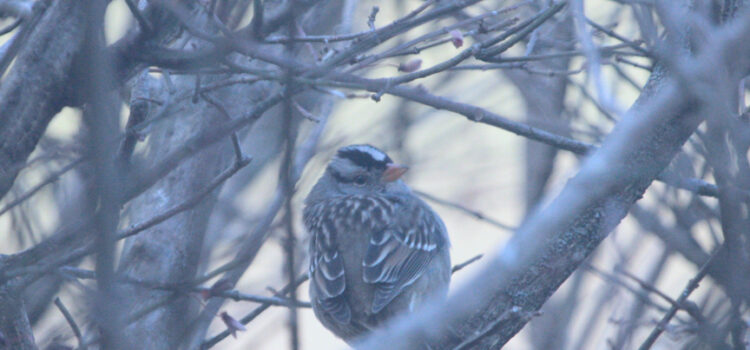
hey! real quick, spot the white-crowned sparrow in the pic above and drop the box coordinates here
[304,144,451,343]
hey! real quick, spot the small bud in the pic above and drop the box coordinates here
[449,30,464,48]
[220,311,247,339]
[398,58,422,73]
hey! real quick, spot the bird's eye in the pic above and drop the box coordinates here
[353,175,368,185]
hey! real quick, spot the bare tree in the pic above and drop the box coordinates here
[0,0,748,349]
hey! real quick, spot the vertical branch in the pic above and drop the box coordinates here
[281,115,300,350]
[79,0,124,348]
[182,3,347,348]
[703,99,750,349]
[610,248,670,349]
[687,4,750,345]
[281,8,300,350]
[251,0,264,38]
[53,297,85,349]
[502,3,574,215]
[501,9,576,345]
[571,0,617,113]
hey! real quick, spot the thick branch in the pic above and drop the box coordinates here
[0,1,87,199]
[0,285,36,350]
[357,7,750,350]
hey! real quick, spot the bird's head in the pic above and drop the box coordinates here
[308,144,410,202]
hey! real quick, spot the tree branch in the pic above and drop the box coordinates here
[0,0,87,200]
[356,7,750,349]
[0,284,36,350]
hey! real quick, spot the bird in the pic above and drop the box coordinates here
[303,144,451,344]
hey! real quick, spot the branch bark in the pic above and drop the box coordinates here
[502,9,576,347]
[115,14,235,349]
[0,1,87,199]
[0,284,37,350]
[439,67,703,349]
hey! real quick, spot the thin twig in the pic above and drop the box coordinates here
[477,2,567,59]
[0,17,22,36]
[616,267,705,322]
[54,297,85,350]
[281,13,300,348]
[264,29,375,44]
[415,190,515,232]
[355,5,524,67]
[56,267,309,308]
[452,254,483,273]
[0,158,84,217]
[199,252,486,350]
[584,264,669,313]
[484,43,642,63]
[123,0,153,33]
[199,288,311,308]
[201,275,309,349]
[198,91,243,161]
[190,106,328,349]
[453,306,540,350]
[118,157,251,241]
[2,156,251,287]
[367,6,380,30]
[637,247,724,350]
[615,55,653,71]
[586,18,650,56]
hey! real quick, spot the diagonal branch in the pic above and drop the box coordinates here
[355,6,750,349]
[0,1,87,201]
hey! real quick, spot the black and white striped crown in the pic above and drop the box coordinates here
[336,144,393,170]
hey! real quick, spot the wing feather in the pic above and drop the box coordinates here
[306,207,350,324]
[362,200,446,314]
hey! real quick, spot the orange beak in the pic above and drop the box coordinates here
[382,163,409,182]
